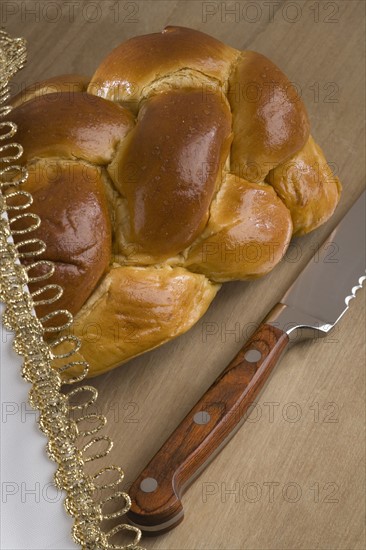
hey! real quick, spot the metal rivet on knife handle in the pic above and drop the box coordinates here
[139,478,158,493]
[244,349,262,362]
[193,411,211,425]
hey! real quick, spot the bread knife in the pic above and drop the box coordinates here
[127,191,366,534]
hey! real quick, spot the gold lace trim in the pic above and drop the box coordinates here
[0,30,144,550]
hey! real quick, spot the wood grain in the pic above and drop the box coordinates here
[4,1,365,548]
[127,324,288,533]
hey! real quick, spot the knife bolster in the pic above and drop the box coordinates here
[266,303,333,343]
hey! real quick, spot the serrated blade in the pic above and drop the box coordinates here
[281,191,365,329]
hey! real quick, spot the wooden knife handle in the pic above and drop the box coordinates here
[127,322,289,534]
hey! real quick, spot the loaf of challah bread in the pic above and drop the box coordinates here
[10,26,341,377]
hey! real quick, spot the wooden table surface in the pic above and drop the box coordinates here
[5,1,365,549]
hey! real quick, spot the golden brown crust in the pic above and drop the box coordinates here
[228,51,310,181]
[10,27,341,376]
[265,135,342,235]
[88,26,238,109]
[11,92,135,165]
[11,160,112,319]
[10,74,90,109]
[63,265,219,377]
[108,88,232,257]
[184,175,292,280]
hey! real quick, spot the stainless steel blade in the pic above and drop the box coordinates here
[267,191,365,338]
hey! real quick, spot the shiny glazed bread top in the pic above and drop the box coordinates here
[10,26,341,376]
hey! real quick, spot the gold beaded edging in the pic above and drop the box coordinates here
[0,31,144,550]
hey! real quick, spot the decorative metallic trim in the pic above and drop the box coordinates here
[0,30,144,550]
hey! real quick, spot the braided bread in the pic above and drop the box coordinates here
[10,26,341,377]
